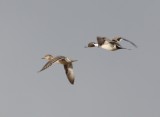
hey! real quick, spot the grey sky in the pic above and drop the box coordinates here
[0,0,160,117]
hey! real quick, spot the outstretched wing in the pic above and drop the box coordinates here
[112,37,137,48]
[122,38,137,48]
[38,61,53,72]
[63,63,75,85]
[97,36,111,46]
[38,56,65,72]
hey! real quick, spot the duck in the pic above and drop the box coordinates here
[38,54,77,85]
[85,36,137,51]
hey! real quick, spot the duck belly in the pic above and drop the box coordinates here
[101,44,117,51]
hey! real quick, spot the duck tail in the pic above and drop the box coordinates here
[117,46,131,50]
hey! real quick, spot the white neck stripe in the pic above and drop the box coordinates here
[94,43,98,47]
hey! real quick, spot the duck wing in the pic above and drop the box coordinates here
[38,56,65,72]
[112,37,137,48]
[97,37,111,46]
[63,63,75,85]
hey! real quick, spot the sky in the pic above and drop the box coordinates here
[0,0,160,117]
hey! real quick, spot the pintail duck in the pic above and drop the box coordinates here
[39,54,77,85]
[85,36,137,51]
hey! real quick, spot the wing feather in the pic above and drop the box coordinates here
[122,38,137,48]
[97,37,111,46]
[63,63,75,84]
[38,61,53,72]
[38,56,65,72]
[112,37,137,48]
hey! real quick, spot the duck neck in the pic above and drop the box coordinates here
[94,43,98,47]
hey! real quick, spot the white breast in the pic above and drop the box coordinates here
[101,44,117,51]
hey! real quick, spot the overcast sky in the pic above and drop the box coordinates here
[0,0,160,117]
